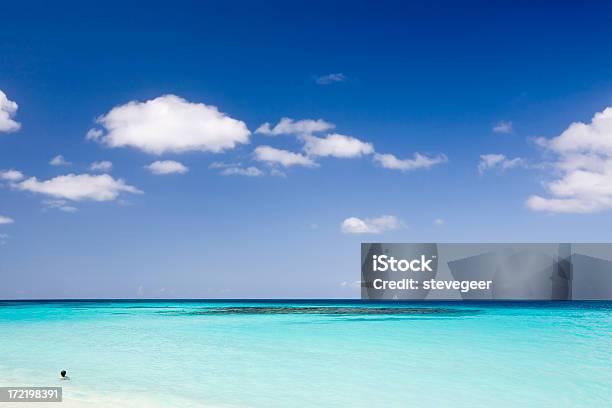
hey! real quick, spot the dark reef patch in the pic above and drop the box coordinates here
[159,306,482,316]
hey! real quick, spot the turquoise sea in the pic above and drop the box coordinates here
[0,301,611,407]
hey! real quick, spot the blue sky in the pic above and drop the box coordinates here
[1,1,612,299]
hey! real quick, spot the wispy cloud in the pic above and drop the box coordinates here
[43,199,78,213]
[49,155,71,166]
[89,161,113,172]
[315,73,346,85]
[373,152,448,172]
[255,118,334,137]
[341,215,403,234]
[478,154,525,173]
[210,162,263,177]
[493,121,513,134]
[0,215,14,224]
[15,173,142,201]
[254,146,317,168]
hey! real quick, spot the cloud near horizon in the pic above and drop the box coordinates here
[341,215,403,234]
[0,90,21,133]
[526,107,612,213]
[87,95,250,155]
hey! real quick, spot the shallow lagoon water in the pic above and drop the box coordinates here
[1,300,611,407]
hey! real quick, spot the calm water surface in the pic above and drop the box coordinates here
[0,300,611,407]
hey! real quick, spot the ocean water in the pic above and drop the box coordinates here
[0,300,611,407]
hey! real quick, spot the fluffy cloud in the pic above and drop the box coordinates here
[493,121,513,134]
[90,161,113,172]
[254,146,317,167]
[303,133,374,158]
[255,118,334,136]
[434,218,444,226]
[315,73,346,85]
[373,152,447,171]
[341,215,403,234]
[145,160,188,175]
[478,154,525,173]
[87,95,250,155]
[50,155,71,166]
[0,90,20,133]
[0,215,14,224]
[255,116,447,173]
[0,169,24,181]
[526,107,612,213]
[15,174,142,201]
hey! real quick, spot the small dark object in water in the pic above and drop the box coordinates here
[60,370,66,378]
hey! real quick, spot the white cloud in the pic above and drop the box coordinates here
[221,166,263,177]
[50,155,71,166]
[89,161,113,172]
[43,199,78,213]
[269,168,286,177]
[478,154,525,173]
[145,160,188,175]
[15,173,142,201]
[88,95,250,155]
[210,162,263,177]
[254,146,317,167]
[0,169,24,181]
[373,152,447,171]
[0,215,14,224]
[303,133,374,158]
[316,73,346,85]
[493,121,513,134]
[434,218,444,226]
[0,90,20,133]
[86,128,103,140]
[255,118,334,136]
[526,107,612,213]
[341,215,403,234]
